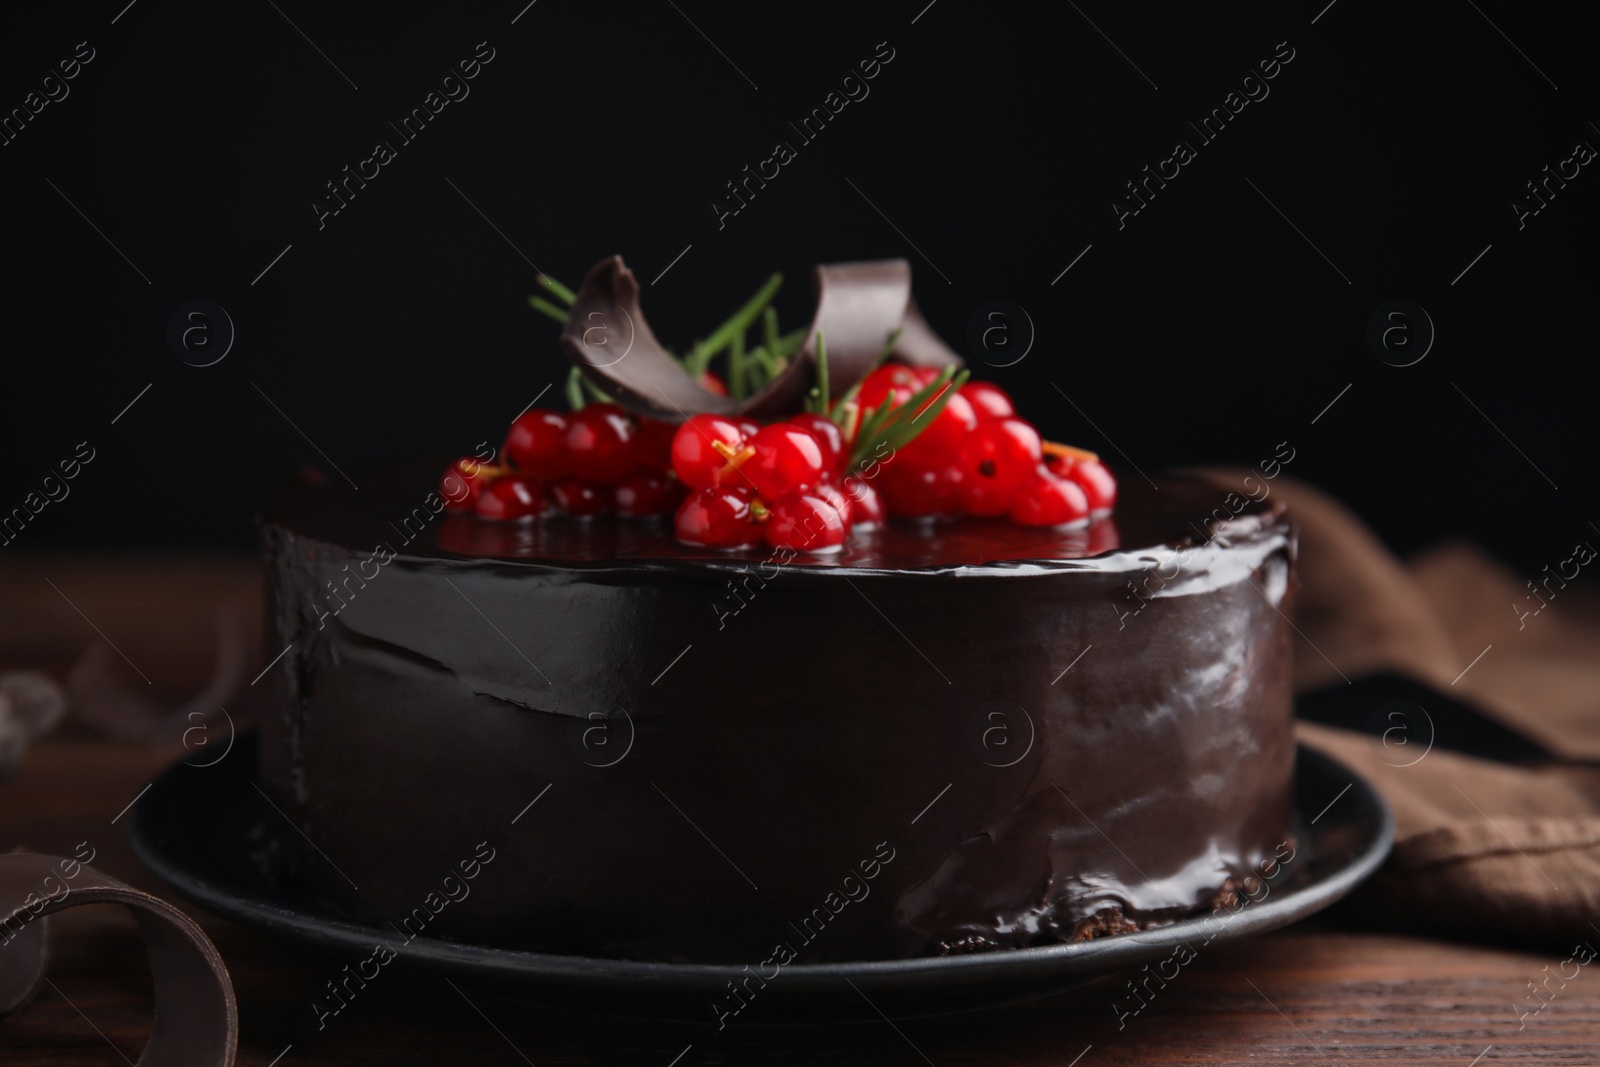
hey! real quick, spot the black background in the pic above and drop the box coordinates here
[1,0,1593,568]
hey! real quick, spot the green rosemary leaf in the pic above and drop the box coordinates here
[580,374,614,405]
[529,296,570,324]
[763,305,780,359]
[536,274,577,306]
[830,327,904,427]
[730,331,748,400]
[845,367,969,472]
[775,326,807,357]
[851,399,896,455]
[749,344,773,377]
[687,272,783,372]
[683,341,713,380]
[806,332,829,414]
[565,367,587,410]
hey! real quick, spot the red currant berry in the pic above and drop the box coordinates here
[764,493,847,553]
[1009,468,1090,528]
[881,462,964,520]
[564,403,638,485]
[787,413,846,475]
[613,470,684,517]
[674,486,764,549]
[633,418,678,471]
[812,479,853,529]
[504,409,570,476]
[961,381,1015,421]
[898,389,977,468]
[699,371,729,396]
[736,418,763,442]
[958,417,1042,516]
[474,475,543,522]
[1065,458,1117,515]
[855,364,922,412]
[440,456,494,513]
[744,423,825,501]
[840,475,885,527]
[670,414,747,490]
[549,478,610,516]
[960,472,1019,518]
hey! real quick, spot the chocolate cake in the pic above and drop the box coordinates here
[256,256,1297,963]
[260,464,1295,962]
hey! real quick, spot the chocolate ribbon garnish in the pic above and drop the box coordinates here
[0,852,237,1064]
[560,256,962,422]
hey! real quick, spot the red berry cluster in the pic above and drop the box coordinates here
[669,411,885,553]
[837,367,1115,526]
[440,403,686,522]
[441,365,1116,555]
[667,369,1115,552]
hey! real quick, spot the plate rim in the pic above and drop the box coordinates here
[130,740,1392,994]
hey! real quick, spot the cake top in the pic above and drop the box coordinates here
[263,459,1289,576]
[266,255,1289,574]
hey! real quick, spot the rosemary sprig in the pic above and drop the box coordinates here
[529,295,570,323]
[537,274,576,306]
[532,270,921,431]
[686,272,783,375]
[562,366,614,409]
[845,365,970,473]
[748,344,780,378]
[530,274,578,323]
[775,326,806,358]
[763,306,780,361]
[729,331,748,399]
[805,332,829,414]
[830,327,903,429]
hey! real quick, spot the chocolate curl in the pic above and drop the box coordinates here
[560,256,961,423]
[0,852,238,1065]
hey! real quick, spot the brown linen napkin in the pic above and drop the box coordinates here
[1202,471,1600,943]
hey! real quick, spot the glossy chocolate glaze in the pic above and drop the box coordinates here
[258,460,1297,963]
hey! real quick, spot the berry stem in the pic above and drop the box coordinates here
[836,400,861,447]
[1042,441,1100,463]
[711,441,757,486]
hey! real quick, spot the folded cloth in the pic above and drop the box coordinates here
[1203,472,1600,944]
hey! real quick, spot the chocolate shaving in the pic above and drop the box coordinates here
[0,851,238,1064]
[560,256,961,423]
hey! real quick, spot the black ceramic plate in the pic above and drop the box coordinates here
[130,735,1390,1021]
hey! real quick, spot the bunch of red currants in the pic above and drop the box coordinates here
[440,365,1116,555]
[441,403,684,522]
[855,365,1116,530]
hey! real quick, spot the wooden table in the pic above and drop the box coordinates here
[3,556,1597,1064]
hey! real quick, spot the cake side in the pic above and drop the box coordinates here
[257,465,1296,963]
